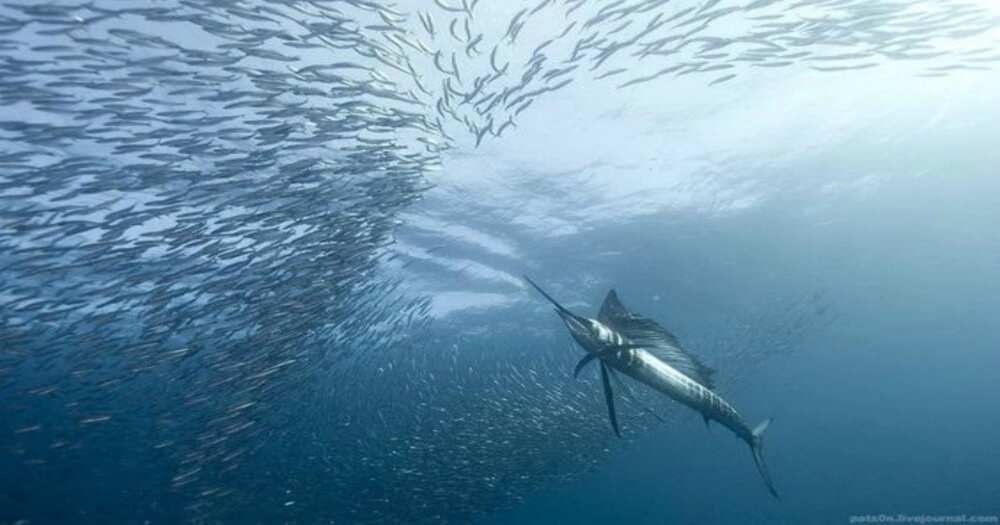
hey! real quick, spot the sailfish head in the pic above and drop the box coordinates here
[524,276,629,439]
[523,276,598,349]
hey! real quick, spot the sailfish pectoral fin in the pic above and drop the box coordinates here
[574,353,598,378]
[599,362,621,438]
[575,345,645,378]
[607,365,665,423]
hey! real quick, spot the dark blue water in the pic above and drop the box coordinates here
[2,1,1000,524]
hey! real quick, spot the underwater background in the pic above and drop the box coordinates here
[2,1,1000,523]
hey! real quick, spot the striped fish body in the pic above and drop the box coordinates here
[523,276,778,498]
[602,346,753,442]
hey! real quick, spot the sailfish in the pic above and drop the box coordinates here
[524,276,779,499]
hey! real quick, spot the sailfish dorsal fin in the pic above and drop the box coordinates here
[598,289,716,390]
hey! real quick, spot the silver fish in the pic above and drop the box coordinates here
[525,276,779,499]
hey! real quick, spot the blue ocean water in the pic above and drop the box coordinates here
[2,1,1000,524]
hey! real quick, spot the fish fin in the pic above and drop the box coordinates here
[598,289,715,390]
[598,289,680,344]
[749,418,779,499]
[703,414,711,429]
[753,418,771,437]
[597,289,628,326]
[607,366,665,423]
[573,353,598,378]
[576,344,641,378]
[599,362,621,438]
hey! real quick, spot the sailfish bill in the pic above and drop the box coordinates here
[524,276,780,499]
[523,275,576,319]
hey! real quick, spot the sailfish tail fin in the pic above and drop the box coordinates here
[749,418,779,499]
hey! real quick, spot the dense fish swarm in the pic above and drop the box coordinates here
[0,0,995,523]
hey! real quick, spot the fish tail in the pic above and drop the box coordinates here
[749,418,779,499]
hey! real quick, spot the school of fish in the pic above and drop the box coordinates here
[1,0,997,523]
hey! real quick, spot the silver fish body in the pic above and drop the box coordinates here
[602,344,754,442]
[525,276,778,498]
